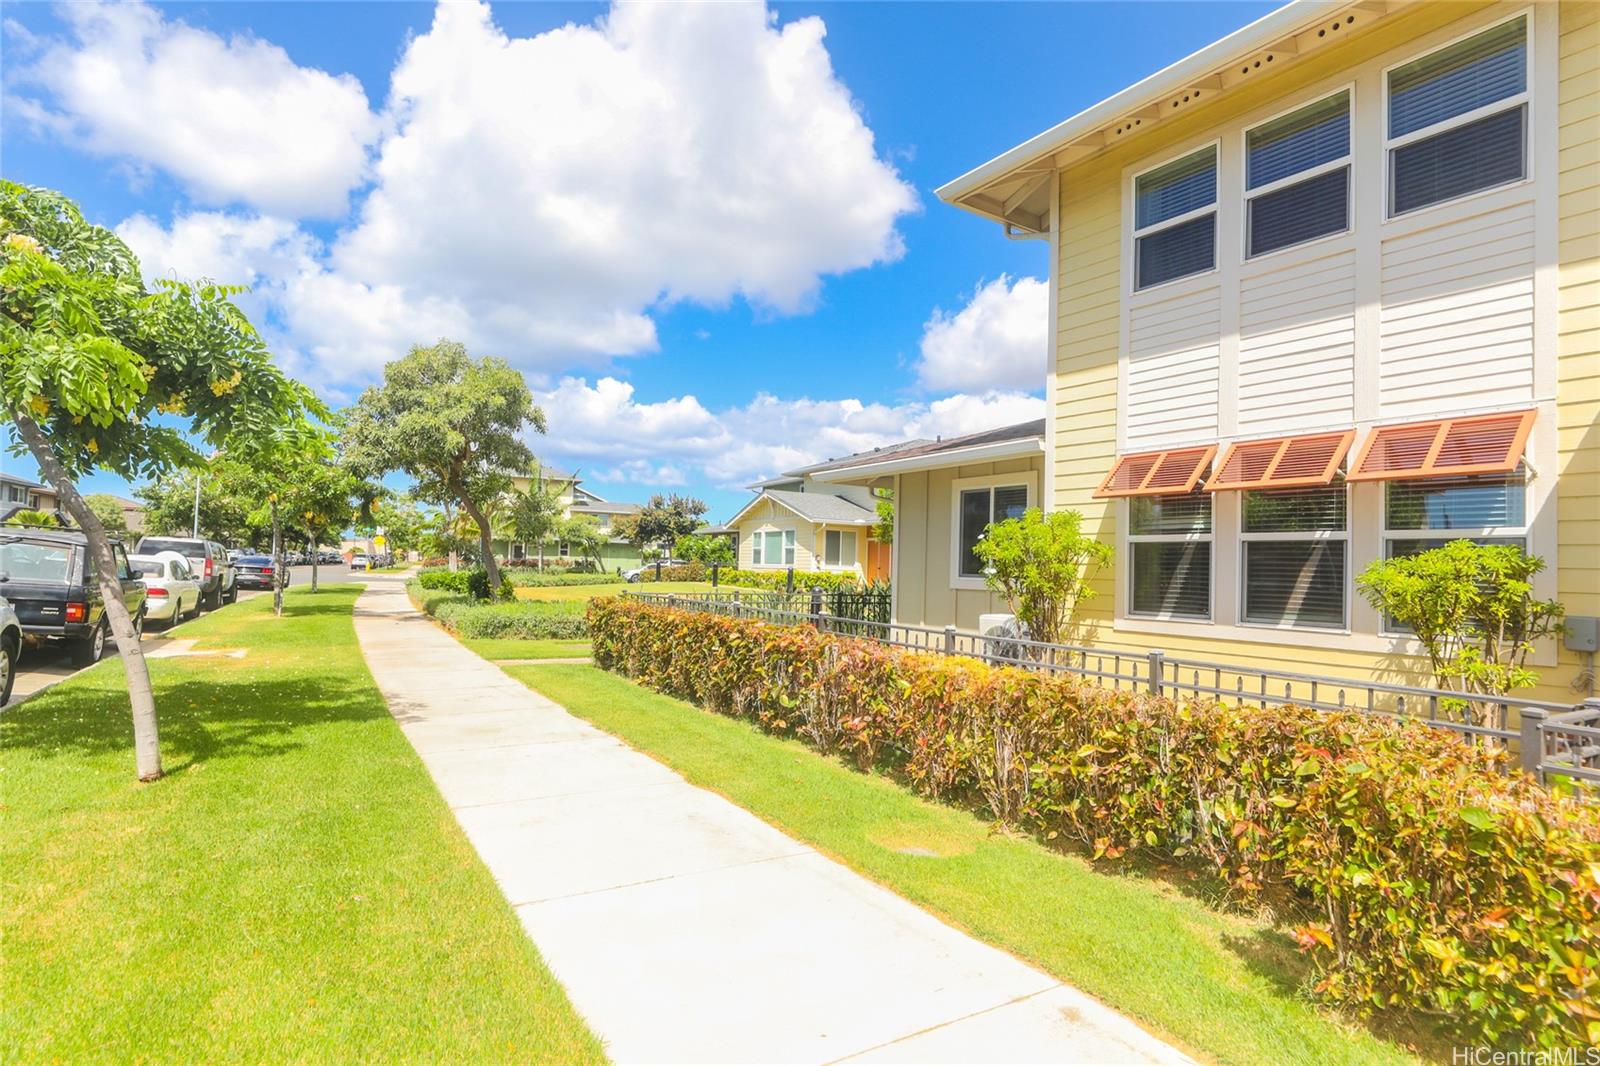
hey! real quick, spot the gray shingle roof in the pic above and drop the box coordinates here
[761,490,876,524]
[822,419,1044,472]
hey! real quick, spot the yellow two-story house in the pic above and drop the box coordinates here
[904,0,1597,705]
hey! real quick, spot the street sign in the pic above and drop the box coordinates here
[374,535,387,548]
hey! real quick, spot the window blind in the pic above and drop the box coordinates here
[1388,17,1526,139]
[1247,91,1349,189]
[1135,147,1217,228]
[1249,167,1349,256]
[1131,543,1210,618]
[1392,106,1525,214]
[1137,214,1215,289]
[1243,542,1346,628]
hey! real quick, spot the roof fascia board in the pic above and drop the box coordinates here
[809,438,1045,483]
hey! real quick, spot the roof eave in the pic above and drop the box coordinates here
[810,437,1045,483]
[936,0,1372,231]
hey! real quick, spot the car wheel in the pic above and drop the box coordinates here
[225,583,238,604]
[0,636,17,706]
[73,619,108,666]
[205,585,221,611]
[134,608,145,639]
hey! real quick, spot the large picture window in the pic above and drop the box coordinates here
[956,484,1029,579]
[1132,146,1217,290]
[1386,15,1528,216]
[1239,485,1348,629]
[751,528,796,567]
[1245,90,1351,257]
[1127,492,1212,619]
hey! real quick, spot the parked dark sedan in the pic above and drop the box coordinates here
[0,526,147,665]
[232,555,286,591]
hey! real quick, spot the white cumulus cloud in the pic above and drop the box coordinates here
[13,2,378,217]
[917,275,1048,393]
[529,377,1043,494]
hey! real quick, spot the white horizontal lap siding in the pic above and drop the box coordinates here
[1238,248,1357,436]
[1126,284,1221,448]
[1379,199,1536,418]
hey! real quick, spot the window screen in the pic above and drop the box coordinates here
[1247,91,1350,188]
[1388,17,1526,138]
[1134,147,1216,290]
[1135,147,1217,227]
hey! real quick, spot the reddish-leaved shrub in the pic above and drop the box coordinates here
[588,596,1600,1047]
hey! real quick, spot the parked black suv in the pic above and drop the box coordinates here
[0,526,148,665]
[133,536,237,609]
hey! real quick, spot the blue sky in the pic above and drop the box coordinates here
[3,0,1273,520]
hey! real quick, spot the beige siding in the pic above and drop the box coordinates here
[892,456,1044,632]
[1126,285,1222,448]
[1238,249,1357,435]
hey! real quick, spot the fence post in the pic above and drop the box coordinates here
[1147,650,1164,697]
[1518,707,1547,782]
[786,567,795,594]
[810,586,823,627]
[655,558,663,582]
[943,625,957,656]
[731,589,741,619]
[711,563,719,587]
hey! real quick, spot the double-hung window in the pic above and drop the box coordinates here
[823,529,857,569]
[956,484,1029,579]
[1133,146,1217,290]
[1381,469,1528,632]
[1386,15,1528,216]
[1245,90,1351,257]
[753,529,796,567]
[1239,485,1348,629]
[1127,492,1212,619]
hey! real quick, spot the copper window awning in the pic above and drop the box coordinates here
[1346,410,1535,482]
[1205,430,1355,491]
[1094,445,1217,498]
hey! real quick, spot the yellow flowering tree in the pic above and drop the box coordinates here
[0,181,321,781]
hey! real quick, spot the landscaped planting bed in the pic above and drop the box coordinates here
[588,597,1600,1048]
[410,579,588,638]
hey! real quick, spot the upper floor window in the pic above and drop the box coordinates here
[1133,146,1217,290]
[1386,15,1528,216]
[1245,90,1351,257]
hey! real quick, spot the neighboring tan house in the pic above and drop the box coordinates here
[498,465,644,572]
[916,0,1596,705]
[813,419,1046,618]
[0,471,59,522]
[727,445,922,581]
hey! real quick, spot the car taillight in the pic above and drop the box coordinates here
[262,567,274,575]
[205,558,214,577]
[147,587,168,598]
[65,602,87,623]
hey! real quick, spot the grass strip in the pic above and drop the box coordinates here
[508,663,1426,1066]
[463,638,592,661]
[2,586,605,1064]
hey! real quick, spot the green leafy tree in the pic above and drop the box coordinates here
[557,514,608,570]
[0,181,319,781]
[632,493,708,554]
[135,463,264,545]
[872,490,895,545]
[1356,540,1564,728]
[341,341,544,591]
[505,482,565,566]
[369,493,431,557]
[972,508,1112,647]
[80,493,130,537]
[281,456,359,593]
[674,532,734,566]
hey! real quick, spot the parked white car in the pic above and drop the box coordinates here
[129,552,203,626]
[0,594,20,706]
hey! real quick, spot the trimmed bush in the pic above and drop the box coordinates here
[416,568,511,601]
[410,580,586,638]
[719,568,863,592]
[505,571,621,588]
[587,596,1600,1047]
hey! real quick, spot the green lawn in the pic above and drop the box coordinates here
[511,580,711,602]
[2,586,605,1064]
[508,664,1431,1066]
[463,638,592,660]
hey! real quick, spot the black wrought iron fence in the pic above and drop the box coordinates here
[626,589,1597,789]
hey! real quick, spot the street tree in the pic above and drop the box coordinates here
[81,494,131,537]
[342,341,543,590]
[135,465,263,544]
[0,181,320,781]
[506,482,565,568]
[632,493,708,554]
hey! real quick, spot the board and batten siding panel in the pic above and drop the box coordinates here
[1238,248,1357,436]
[1125,283,1221,449]
[1378,200,1536,418]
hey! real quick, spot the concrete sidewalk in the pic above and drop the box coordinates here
[353,577,1192,1066]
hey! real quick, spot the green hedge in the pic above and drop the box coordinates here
[410,581,586,639]
[635,564,864,592]
[504,571,622,588]
[587,597,1600,1047]
[415,568,513,600]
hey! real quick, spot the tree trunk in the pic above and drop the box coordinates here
[13,412,162,781]
[310,534,319,593]
[270,499,284,617]
[460,495,500,591]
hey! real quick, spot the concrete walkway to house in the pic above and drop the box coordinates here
[352,576,1192,1066]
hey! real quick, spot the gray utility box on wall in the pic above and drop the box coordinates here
[1564,616,1598,653]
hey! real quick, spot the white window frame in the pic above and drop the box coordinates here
[1381,9,1533,219]
[1125,494,1214,622]
[1129,140,1221,294]
[1378,468,1529,636]
[1236,484,1351,633]
[822,528,859,570]
[949,472,1036,591]
[1240,84,1354,262]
